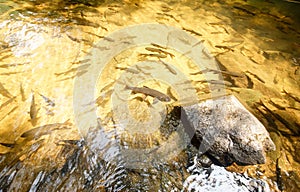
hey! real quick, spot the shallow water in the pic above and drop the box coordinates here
[0,0,299,191]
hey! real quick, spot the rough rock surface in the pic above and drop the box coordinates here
[182,95,275,166]
[183,162,271,192]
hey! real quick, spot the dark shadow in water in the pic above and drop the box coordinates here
[5,0,132,29]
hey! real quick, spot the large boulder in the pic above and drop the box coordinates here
[182,95,275,166]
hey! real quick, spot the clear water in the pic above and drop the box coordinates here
[0,0,299,191]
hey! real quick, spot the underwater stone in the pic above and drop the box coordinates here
[182,95,275,166]
[183,164,271,192]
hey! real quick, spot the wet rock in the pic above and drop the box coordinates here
[182,95,275,166]
[183,163,271,192]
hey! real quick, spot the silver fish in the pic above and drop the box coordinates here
[125,85,171,102]
[38,93,55,107]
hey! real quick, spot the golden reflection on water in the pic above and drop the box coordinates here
[0,0,299,191]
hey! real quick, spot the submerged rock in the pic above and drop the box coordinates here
[183,163,271,192]
[182,95,275,166]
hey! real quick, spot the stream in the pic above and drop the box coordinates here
[0,0,299,191]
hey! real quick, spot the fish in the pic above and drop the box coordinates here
[222,39,244,44]
[0,62,30,68]
[139,53,167,59]
[167,87,178,101]
[122,84,171,102]
[135,65,153,70]
[115,66,139,74]
[57,75,75,81]
[190,68,211,75]
[192,40,205,47]
[76,69,88,77]
[175,80,193,85]
[0,96,16,110]
[29,92,38,126]
[145,47,174,58]
[0,82,13,98]
[233,6,256,16]
[0,71,25,76]
[66,34,81,43]
[156,12,179,22]
[119,35,137,41]
[178,37,192,45]
[202,48,212,59]
[208,22,225,26]
[195,68,243,77]
[211,31,223,34]
[21,121,71,139]
[259,100,299,135]
[269,99,286,110]
[81,50,92,56]
[222,27,230,34]
[95,90,113,107]
[58,70,88,81]
[160,60,177,75]
[85,31,106,39]
[191,68,240,76]
[151,43,167,49]
[98,24,108,31]
[135,65,151,75]
[273,74,279,84]
[0,105,18,122]
[7,106,18,116]
[54,68,77,76]
[195,79,232,86]
[282,89,300,103]
[182,50,192,56]
[71,59,91,65]
[85,33,115,42]
[0,53,13,61]
[93,45,110,51]
[254,103,279,129]
[161,5,172,12]
[145,47,162,53]
[215,45,234,52]
[78,64,91,71]
[55,64,90,76]
[182,27,202,36]
[100,81,115,93]
[38,93,55,107]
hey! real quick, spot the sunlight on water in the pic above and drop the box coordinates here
[0,0,299,191]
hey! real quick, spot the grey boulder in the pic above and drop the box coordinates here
[182,95,275,166]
